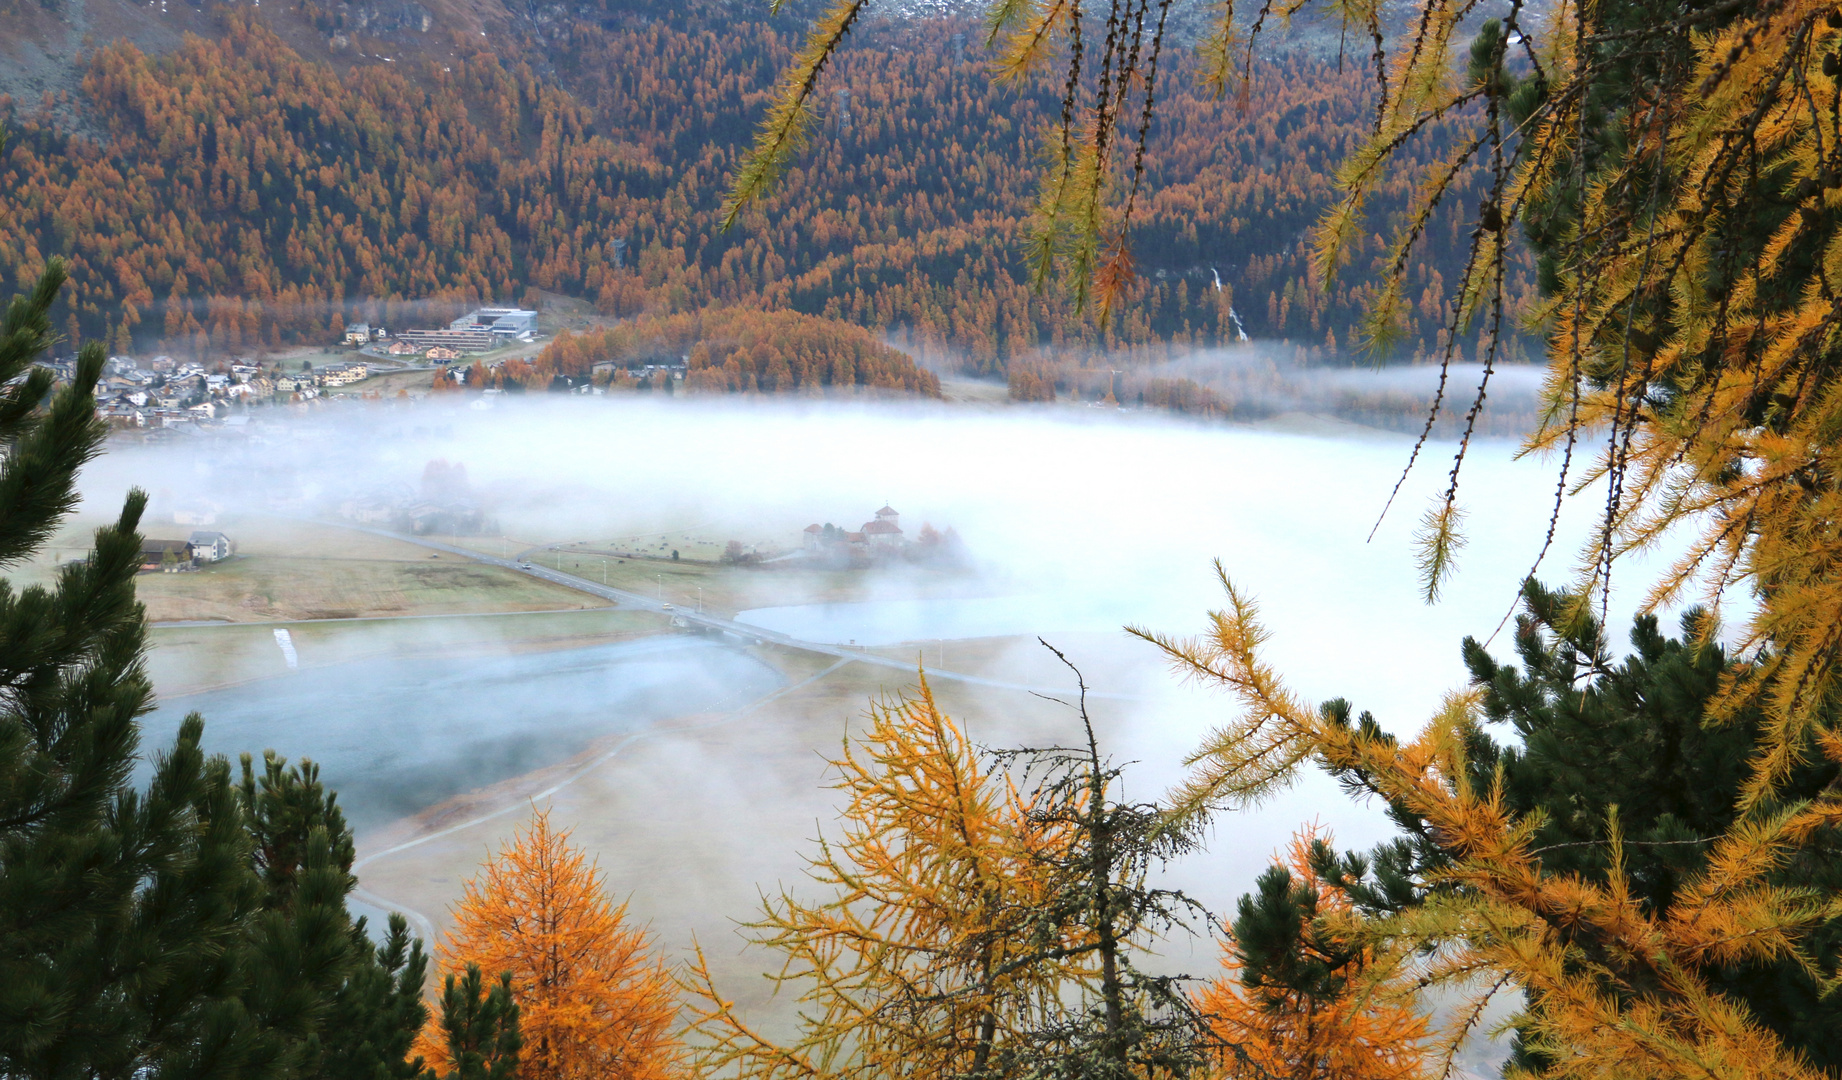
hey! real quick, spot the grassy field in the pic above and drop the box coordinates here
[148,606,670,697]
[327,367,439,398]
[131,516,606,623]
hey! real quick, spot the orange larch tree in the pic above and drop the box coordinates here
[428,810,681,1080]
[682,676,1073,1080]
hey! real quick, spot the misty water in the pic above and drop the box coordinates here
[141,635,782,827]
[735,595,1129,644]
[91,394,1682,889]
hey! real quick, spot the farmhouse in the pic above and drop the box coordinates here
[140,539,194,571]
[189,531,235,562]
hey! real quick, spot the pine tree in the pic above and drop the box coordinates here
[236,750,435,1080]
[1142,573,1842,1080]
[1452,584,1842,1072]
[430,965,522,1080]
[319,914,436,1080]
[0,262,269,1078]
[0,262,434,1078]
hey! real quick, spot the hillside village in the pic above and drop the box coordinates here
[40,306,553,435]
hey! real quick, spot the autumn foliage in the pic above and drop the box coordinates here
[429,811,680,1080]
[1193,832,1430,1080]
[1142,574,1842,1080]
[683,677,1072,1080]
[0,0,1516,370]
[537,308,939,396]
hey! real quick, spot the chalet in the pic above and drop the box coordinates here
[188,531,235,562]
[140,539,194,571]
[386,340,420,356]
[344,323,373,344]
[426,346,462,362]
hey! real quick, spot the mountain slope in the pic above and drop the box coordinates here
[0,0,1528,369]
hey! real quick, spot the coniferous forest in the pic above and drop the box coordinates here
[0,0,1525,371]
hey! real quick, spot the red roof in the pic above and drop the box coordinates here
[876,505,898,516]
[863,520,902,535]
[804,524,823,533]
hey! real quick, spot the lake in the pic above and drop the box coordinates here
[142,635,783,827]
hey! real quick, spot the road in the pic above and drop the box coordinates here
[329,523,1143,701]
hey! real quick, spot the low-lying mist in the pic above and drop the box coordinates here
[86,393,1650,722]
[1007,346,1547,436]
[80,392,1681,1005]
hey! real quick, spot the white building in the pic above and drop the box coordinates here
[319,363,369,386]
[449,307,538,336]
[188,531,235,562]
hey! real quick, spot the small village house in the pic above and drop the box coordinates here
[319,363,368,386]
[188,531,235,562]
[139,539,194,572]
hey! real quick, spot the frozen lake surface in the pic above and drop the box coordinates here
[143,635,782,827]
